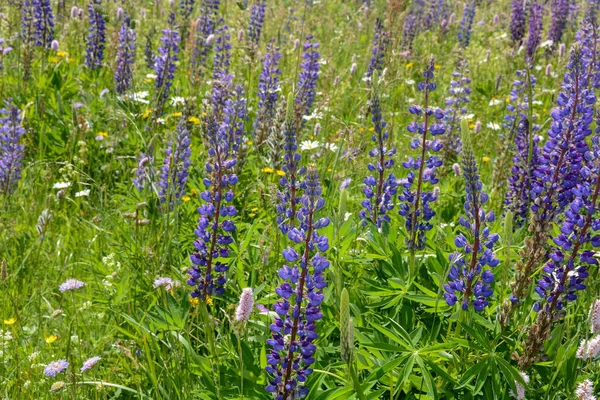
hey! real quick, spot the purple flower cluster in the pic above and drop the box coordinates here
[548,0,568,46]
[359,73,398,227]
[458,1,476,47]
[445,121,499,312]
[0,101,26,196]
[179,0,195,20]
[158,119,192,205]
[367,18,388,80]
[187,111,238,300]
[525,1,544,63]
[266,165,330,400]
[85,0,106,70]
[247,0,266,53]
[115,14,136,94]
[442,57,471,159]
[33,0,55,48]
[401,14,418,52]
[211,24,234,111]
[277,95,305,234]
[504,117,542,227]
[192,0,220,76]
[295,36,320,121]
[398,60,445,252]
[253,41,282,139]
[154,13,181,113]
[133,153,154,192]
[21,2,35,48]
[502,70,536,141]
[510,0,527,44]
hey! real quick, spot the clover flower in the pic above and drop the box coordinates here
[266,165,330,400]
[398,59,445,252]
[444,120,499,312]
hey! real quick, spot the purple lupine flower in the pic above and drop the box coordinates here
[510,44,593,306]
[398,59,445,252]
[191,0,220,77]
[359,72,398,227]
[525,1,544,63]
[114,13,136,94]
[366,18,388,80]
[457,1,476,47]
[33,0,55,48]
[510,0,527,44]
[179,0,195,20]
[253,41,282,142]
[504,117,542,227]
[0,101,26,196]
[266,165,330,400]
[277,93,305,234]
[444,121,500,312]
[85,0,106,70]
[154,13,181,114]
[502,70,537,141]
[211,24,233,113]
[442,57,471,160]
[21,1,35,47]
[158,119,191,205]
[44,360,69,377]
[246,0,266,55]
[133,152,154,192]
[187,103,239,301]
[548,0,568,46]
[577,18,600,90]
[401,13,418,52]
[295,35,320,123]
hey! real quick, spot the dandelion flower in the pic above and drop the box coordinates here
[3,318,16,325]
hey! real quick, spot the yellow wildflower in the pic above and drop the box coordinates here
[506,97,511,103]
[189,297,200,307]
[191,188,198,195]
[434,64,441,69]
[206,296,213,306]
[276,170,286,176]
[45,335,58,344]
[327,168,332,172]
[144,78,153,84]
[188,116,201,125]
[171,112,182,117]
[4,318,16,325]
[369,127,375,132]
[97,131,108,138]
[68,58,75,63]
[262,167,275,173]
[406,62,414,69]
[247,141,253,146]
[249,213,256,218]
[251,207,259,212]
[482,156,491,162]
[57,51,69,57]
[142,109,152,118]
[469,124,475,129]
[182,196,191,202]
[359,127,365,133]
[49,57,59,63]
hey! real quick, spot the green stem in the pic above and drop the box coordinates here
[200,302,220,396]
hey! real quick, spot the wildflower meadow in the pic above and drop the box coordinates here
[2,0,600,398]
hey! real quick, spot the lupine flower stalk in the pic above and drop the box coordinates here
[187,112,238,300]
[191,0,220,78]
[294,35,320,127]
[504,117,542,227]
[401,14,418,52]
[510,0,527,44]
[442,57,471,162]
[154,13,181,114]
[0,102,26,196]
[21,1,36,79]
[367,18,388,80]
[277,93,305,234]
[158,119,192,206]
[115,14,136,94]
[266,165,330,400]
[525,1,544,63]
[509,45,593,312]
[458,1,476,47]
[133,153,154,192]
[519,124,600,369]
[548,0,569,47]
[253,41,282,150]
[85,0,106,70]
[444,119,500,312]
[246,0,266,57]
[360,71,398,227]
[179,0,195,21]
[398,59,445,254]
[33,0,55,48]
[211,24,233,114]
